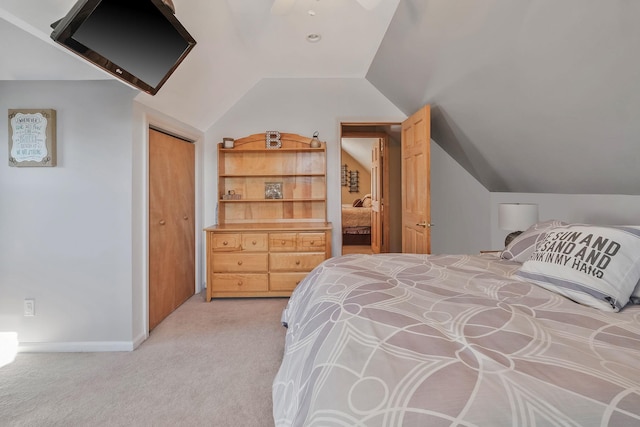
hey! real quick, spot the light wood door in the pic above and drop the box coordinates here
[401,105,431,254]
[149,128,195,330]
[371,141,381,254]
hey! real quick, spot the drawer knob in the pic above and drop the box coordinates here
[252,240,257,245]
[295,260,301,265]
[183,216,188,220]
[237,260,243,265]
[223,241,228,246]
[310,241,315,245]
[159,220,166,225]
[237,281,243,286]
[281,240,286,245]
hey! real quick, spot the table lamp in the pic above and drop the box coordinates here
[499,203,539,246]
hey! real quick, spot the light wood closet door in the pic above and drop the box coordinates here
[401,105,431,254]
[149,128,195,330]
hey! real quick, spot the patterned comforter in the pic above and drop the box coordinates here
[272,253,640,426]
[342,205,372,228]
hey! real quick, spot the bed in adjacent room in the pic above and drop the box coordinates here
[342,195,372,246]
[273,221,640,426]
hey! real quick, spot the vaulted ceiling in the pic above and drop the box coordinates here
[2,0,638,195]
[369,0,640,195]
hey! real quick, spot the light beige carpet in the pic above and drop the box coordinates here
[0,293,289,426]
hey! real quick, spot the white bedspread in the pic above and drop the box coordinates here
[273,253,640,426]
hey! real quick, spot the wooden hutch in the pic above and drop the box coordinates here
[204,132,332,301]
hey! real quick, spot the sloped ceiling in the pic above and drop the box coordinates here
[2,0,639,195]
[342,138,377,171]
[367,0,640,194]
[0,0,400,130]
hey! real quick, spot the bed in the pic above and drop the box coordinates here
[273,221,640,426]
[342,196,372,246]
[342,204,372,245]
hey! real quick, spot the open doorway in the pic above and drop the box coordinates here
[340,123,402,255]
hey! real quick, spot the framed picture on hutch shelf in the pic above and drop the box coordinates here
[265,182,283,199]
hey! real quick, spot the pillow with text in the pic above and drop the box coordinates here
[516,224,640,312]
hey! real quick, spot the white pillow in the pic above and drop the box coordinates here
[500,220,567,263]
[515,224,640,312]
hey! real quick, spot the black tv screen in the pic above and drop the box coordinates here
[51,0,196,95]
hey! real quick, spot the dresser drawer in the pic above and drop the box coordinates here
[270,232,326,252]
[298,232,326,251]
[242,233,268,251]
[270,233,296,251]
[270,273,309,291]
[269,253,325,272]
[211,233,242,251]
[213,253,268,272]
[212,273,268,292]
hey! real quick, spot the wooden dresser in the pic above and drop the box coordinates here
[204,222,331,300]
[205,132,332,300]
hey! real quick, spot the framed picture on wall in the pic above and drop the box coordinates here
[8,109,57,167]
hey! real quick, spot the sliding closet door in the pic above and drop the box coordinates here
[148,128,195,331]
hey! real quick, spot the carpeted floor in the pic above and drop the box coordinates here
[0,293,289,427]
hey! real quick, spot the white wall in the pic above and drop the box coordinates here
[9,78,635,352]
[429,166,640,255]
[0,76,494,352]
[430,141,492,254]
[204,78,407,258]
[204,81,495,259]
[0,80,138,351]
[490,193,640,250]
[425,145,640,255]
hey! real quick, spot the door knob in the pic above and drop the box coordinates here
[416,222,434,228]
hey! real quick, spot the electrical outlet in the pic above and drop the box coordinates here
[24,299,35,316]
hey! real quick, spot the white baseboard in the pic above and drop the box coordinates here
[18,340,136,353]
[132,331,148,350]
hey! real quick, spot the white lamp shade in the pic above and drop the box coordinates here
[499,203,538,231]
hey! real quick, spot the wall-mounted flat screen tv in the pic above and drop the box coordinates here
[51,0,197,95]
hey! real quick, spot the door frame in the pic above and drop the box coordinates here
[339,122,400,254]
[132,110,204,345]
